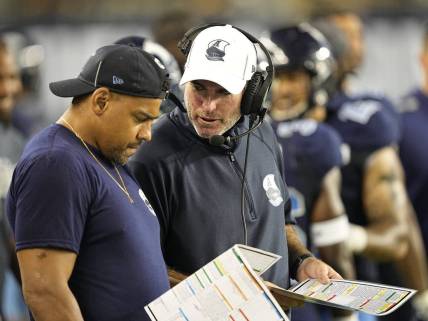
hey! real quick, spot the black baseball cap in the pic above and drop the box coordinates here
[49,44,168,99]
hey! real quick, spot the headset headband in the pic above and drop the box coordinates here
[178,22,274,91]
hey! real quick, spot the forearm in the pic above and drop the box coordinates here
[363,182,408,260]
[24,285,84,321]
[310,168,355,281]
[285,224,312,279]
[286,224,312,260]
[394,201,428,291]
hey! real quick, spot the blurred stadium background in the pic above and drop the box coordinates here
[0,0,427,125]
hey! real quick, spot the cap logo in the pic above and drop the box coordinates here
[205,39,230,61]
[112,75,124,85]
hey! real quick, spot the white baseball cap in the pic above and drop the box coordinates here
[179,25,257,94]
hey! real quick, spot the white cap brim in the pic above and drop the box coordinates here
[179,66,246,95]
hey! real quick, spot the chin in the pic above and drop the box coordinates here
[109,151,129,165]
[193,127,217,139]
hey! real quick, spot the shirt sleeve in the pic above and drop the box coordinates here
[312,125,343,178]
[10,151,90,253]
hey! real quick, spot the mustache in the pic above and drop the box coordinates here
[127,142,142,148]
[197,113,220,119]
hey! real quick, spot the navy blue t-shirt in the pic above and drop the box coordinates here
[399,89,428,255]
[6,124,169,321]
[271,119,343,249]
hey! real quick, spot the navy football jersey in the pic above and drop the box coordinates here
[326,92,399,226]
[271,119,343,249]
[399,89,428,255]
[326,93,399,282]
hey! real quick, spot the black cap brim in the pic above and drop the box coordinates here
[49,78,96,98]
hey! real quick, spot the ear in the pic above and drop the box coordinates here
[420,51,428,70]
[91,87,111,115]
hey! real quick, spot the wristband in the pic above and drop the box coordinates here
[347,224,368,253]
[290,253,313,279]
[311,215,350,247]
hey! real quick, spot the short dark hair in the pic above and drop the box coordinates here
[0,37,9,53]
[71,94,90,106]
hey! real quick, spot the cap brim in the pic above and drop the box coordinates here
[179,67,245,95]
[49,78,96,98]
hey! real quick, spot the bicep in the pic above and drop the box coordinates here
[13,156,88,252]
[363,146,406,222]
[311,167,345,222]
[18,248,77,293]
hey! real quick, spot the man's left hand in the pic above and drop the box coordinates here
[296,256,342,284]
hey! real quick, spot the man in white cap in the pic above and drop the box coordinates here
[129,24,341,310]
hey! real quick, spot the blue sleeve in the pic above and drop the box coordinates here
[312,125,343,178]
[10,152,90,253]
[289,124,343,180]
[330,99,398,153]
[363,107,398,151]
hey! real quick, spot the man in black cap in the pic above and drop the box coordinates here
[6,44,169,321]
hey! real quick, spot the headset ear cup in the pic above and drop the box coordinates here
[241,72,263,115]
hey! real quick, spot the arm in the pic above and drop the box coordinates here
[311,167,358,321]
[286,224,341,283]
[395,201,428,291]
[361,146,409,260]
[311,167,355,281]
[395,197,428,319]
[17,248,84,321]
[168,267,187,287]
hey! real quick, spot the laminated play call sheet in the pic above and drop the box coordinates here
[145,245,289,321]
[281,278,416,316]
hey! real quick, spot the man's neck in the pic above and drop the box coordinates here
[57,108,98,148]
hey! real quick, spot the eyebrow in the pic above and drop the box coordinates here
[191,81,231,95]
[133,110,160,120]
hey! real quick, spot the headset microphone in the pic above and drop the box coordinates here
[209,111,266,146]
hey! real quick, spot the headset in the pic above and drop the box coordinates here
[178,23,274,117]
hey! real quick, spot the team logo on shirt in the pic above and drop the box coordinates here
[338,101,380,124]
[276,119,317,138]
[289,187,306,218]
[263,174,284,207]
[138,189,156,216]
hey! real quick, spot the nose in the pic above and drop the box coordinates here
[0,77,14,98]
[277,78,294,95]
[200,95,218,113]
[137,122,152,142]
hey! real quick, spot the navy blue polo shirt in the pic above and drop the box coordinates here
[6,124,169,321]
